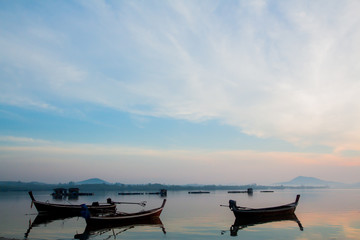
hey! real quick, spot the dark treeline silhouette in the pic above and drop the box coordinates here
[0,181,327,192]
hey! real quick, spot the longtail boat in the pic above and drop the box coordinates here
[81,199,166,227]
[28,191,116,216]
[228,195,300,219]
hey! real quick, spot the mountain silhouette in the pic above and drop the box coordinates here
[275,176,343,187]
[76,178,110,185]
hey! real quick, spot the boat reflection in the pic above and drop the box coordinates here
[24,213,77,239]
[74,217,166,240]
[227,213,303,236]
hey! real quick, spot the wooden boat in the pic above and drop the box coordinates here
[28,191,116,216]
[228,195,300,219]
[82,199,166,227]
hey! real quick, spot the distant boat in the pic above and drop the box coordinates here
[29,191,116,216]
[81,199,166,227]
[51,188,93,198]
[227,195,300,219]
[120,189,167,196]
[188,191,210,194]
[228,188,253,194]
[147,189,167,196]
[118,192,144,195]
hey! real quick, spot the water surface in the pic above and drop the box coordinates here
[0,189,359,239]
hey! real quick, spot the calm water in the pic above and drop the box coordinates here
[0,189,360,239]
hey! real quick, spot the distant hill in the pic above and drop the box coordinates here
[275,176,344,187]
[0,181,56,191]
[2,176,359,192]
[76,178,110,185]
[352,182,360,188]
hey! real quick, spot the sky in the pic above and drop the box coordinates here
[1,0,360,185]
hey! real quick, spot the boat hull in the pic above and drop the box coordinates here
[33,201,116,215]
[85,199,166,227]
[230,195,300,220]
[232,205,297,219]
[29,191,116,216]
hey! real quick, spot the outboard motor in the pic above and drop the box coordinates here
[80,204,91,220]
[107,198,112,204]
[229,200,237,210]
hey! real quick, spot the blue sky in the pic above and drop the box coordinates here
[1,0,360,184]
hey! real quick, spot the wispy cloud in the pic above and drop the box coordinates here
[1,1,360,152]
[0,136,50,145]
